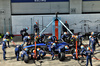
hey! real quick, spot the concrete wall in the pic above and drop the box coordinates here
[11,2,69,14]
[0,0,11,34]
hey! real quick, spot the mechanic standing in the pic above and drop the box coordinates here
[15,43,24,61]
[15,45,20,61]
[34,22,39,34]
[85,47,93,66]
[1,38,7,60]
[89,32,100,46]
[89,37,96,53]
[89,32,97,53]
[20,27,29,41]
[3,32,13,48]
[62,21,69,33]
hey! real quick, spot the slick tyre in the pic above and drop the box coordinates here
[24,55,29,63]
[71,48,75,54]
[58,52,65,61]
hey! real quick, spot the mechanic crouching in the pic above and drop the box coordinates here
[48,36,57,42]
[31,50,36,63]
[39,34,45,43]
[80,45,86,63]
[23,36,31,46]
[37,48,46,60]
[73,49,79,60]
[73,45,86,60]
[50,43,56,60]
[58,45,69,53]
[21,48,29,60]
[61,32,69,42]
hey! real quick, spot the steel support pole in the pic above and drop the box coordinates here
[39,20,53,35]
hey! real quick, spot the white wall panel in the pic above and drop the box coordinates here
[12,3,50,14]
[12,2,69,14]
[83,1,100,12]
[50,2,69,13]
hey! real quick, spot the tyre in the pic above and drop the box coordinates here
[71,48,75,54]
[24,55,29,63]
[58,52,65,61]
